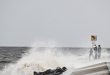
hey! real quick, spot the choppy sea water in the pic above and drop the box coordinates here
[0,47,110,70]
[0,47,29,69]
[0,46,110,75]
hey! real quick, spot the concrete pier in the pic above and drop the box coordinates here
[71,62,110,75]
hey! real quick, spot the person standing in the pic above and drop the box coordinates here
[98,45,101,59]
[94,45,98,59]
[89,48,94,60]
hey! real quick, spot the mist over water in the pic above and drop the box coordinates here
[0,42,110,75]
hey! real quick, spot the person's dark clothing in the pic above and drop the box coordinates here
[98,45,101,59]
[94,46,98,59]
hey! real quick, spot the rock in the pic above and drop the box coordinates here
[34,67,67,75]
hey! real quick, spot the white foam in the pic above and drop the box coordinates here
[0,42,110,75]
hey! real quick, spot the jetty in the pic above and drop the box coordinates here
[71,62,110,75]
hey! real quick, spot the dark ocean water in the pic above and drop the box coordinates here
[0,47,110,70]
[0,47,30,69]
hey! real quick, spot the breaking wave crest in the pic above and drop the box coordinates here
[0,42,110,75]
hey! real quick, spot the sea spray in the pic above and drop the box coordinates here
[0,42,110,75]
[0,42,75,75]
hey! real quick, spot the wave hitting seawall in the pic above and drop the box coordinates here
[0,46,110,75]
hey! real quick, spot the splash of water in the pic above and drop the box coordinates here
[0,42,110,75]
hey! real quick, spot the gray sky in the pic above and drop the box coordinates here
[0,0,110,47]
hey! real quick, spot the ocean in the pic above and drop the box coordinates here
[0,47,110,75]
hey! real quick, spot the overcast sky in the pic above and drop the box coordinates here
[0,0,110,47]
